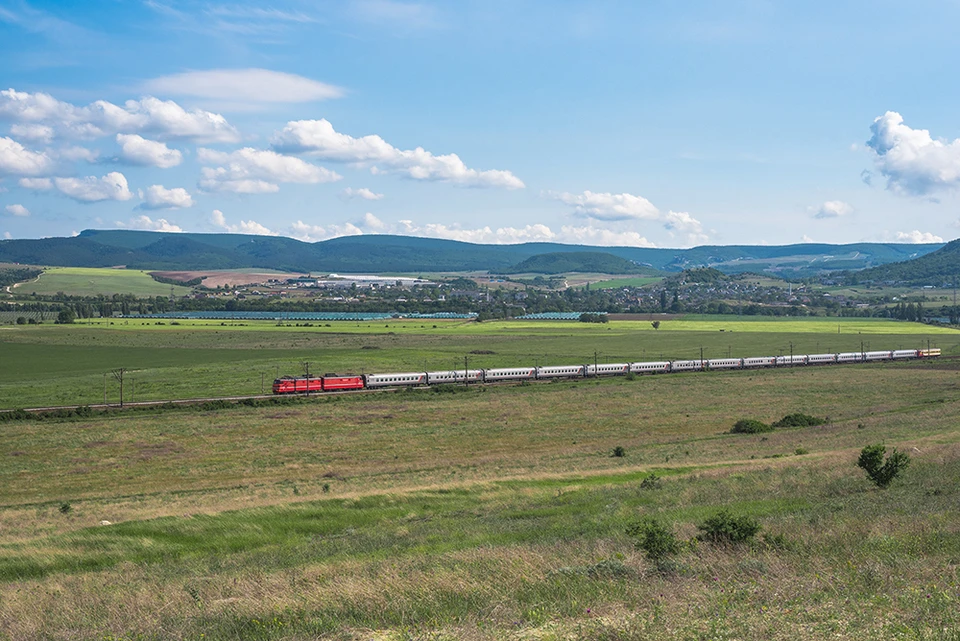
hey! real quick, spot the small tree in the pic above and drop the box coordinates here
[57,309,76,324]
[627,517,680,561]
[697,510,761,544]
[857,444,910,488]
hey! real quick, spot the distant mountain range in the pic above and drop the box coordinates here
[0,229,946,277]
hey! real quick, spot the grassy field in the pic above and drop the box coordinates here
[13,267,194,297]
[0,357,959,639]
[1,318,957,409]
[590,277,663,289]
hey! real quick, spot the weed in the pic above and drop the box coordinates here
[773,413,825,428]
[612,446,626,458]
[795,447,809,455]
[639,473,662,490]
[58,502,72,514]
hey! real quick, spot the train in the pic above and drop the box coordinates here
[272,347,941,394]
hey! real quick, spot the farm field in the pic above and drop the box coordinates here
[13,267,194,297]
[1,318,957,409]
[590,276,663,288]
[0,357,959,639]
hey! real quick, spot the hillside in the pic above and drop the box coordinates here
[504,251,655,274]
[0,229,944,276]
[845,238,960,285]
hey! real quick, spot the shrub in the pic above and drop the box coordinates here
[639,473,662,490]
[15,316,26,325]
[696,509,761,544]
[730,419,773,434]
[612,446,626,458]
[773,413,825,428]
[627,517,680,561]
[857,443,910,488]
[58,502,72,514]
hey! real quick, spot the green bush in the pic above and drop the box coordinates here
[627,517,680,561]
[857,443,910,488]
[730,419,773,434]
[612,446,626,458]
[639,472,662,490]
[696,509,761,544]
[773,413,825,428]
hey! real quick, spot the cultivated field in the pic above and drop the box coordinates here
[13,267,194,297]
[0,319,958,639]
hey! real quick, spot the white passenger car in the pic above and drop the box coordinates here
[630,361,671,374]
[364,372,428,387]
[536,365,586,379]
[892,349,919,360]
[670,360,705,372]
[585,363,630,376]
[742,356,776,368]
[483,367,537,382]
[426,369,484,384]
[707,358,742,370]
[806,353,838,365]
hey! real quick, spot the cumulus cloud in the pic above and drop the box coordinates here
[0,89,240,143]
[3,231,11,239]
[662,210,708,245]
[0,136,54,175]
[18,177,52,190]
[550,190,660,221]
[895,230,944,244]
[289,219,364,242]
[211,209,276,235]
[866,111,960,196]
[341,186,384,201]
[117,215,183,232]
[271,119,524,189]
[198,147,341,193]
[141,184,194,209]
[4,203,29,217]
[812,200,853,219]
[54,172,133,202]
[59,146,98,163]
[143,69,343,105]
[9,123,54,143]
[117,134,182,168]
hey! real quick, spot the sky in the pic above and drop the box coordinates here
[1,0,960,249]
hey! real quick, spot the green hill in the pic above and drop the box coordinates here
[505,252,654,274]
[844,238,960,285]
[0,229,945,276]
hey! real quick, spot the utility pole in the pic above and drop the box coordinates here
[789,342,794,367]
[261,372,265,395]
[103,373,107,406]
[301,361,311,394]
[464,355,469,387]
[112,368,126,407]
[594,350,599,377]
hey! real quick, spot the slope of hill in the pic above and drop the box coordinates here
[0,229,946,276]
[505,252,654,274]
[845,238,960,285]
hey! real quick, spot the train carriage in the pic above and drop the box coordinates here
[483,367,537,382]
[806,353,838,365]
[630,361,671,374]
[742,356,776,368]
[864,350,893,361]
[585,363,630,376]
[707,358,742,370]
[670,359,705,372]
[892,349,919,360]
[426,369,484,384]
[535,365,585,379]
[321,375,365,391]
[364,372,427,388]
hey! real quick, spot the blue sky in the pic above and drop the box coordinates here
[1,0,959,248]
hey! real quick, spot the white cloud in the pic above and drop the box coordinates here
[895,230,944,244]
[0,136,54,175]
[556,225,657,247]
[4,203,29,217]
[54,172,134,203]
[141,184,194,209]
[116,134,182,168]
[18,177,52,190]
[211,209,276,235]
[662,210,708,245]
[9,123,54,143]
[198,147,341,193]
[3,231,11,239]
[866,111,960,196]
[801,234,814,242]
[361,212,388,229]
[289,219,365,242]
[272,119,524,189]
[59,146,98,163]
[117,215,183,232]
[0,89,240,143]
[811,200,853,219]
[341,186,384,201]
[143,68,343,104]
[550,190,660,221]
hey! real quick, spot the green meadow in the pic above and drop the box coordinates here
[12,267,193,297]
[1,317,956,408]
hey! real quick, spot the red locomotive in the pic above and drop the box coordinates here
[272,375,364,394]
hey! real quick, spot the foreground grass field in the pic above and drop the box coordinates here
[1,318,957,408]
[1,356,959,639]
[13,267,193,297]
